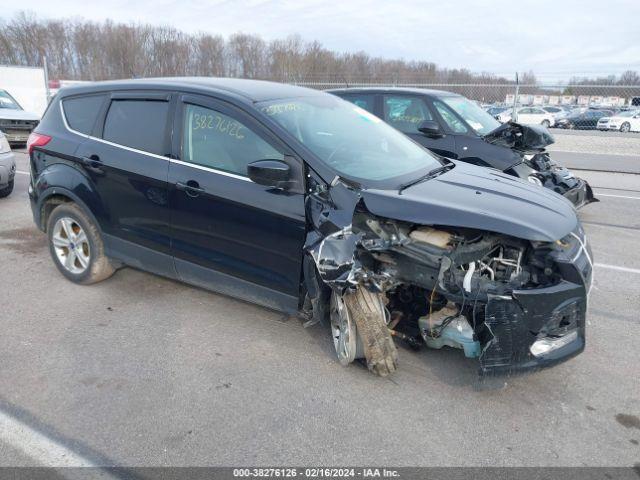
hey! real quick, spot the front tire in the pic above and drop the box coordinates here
[342,287,398,376]
[620,122,631,133]
[47,203,115,284]
[541,120,550,128]
[0,180,14,198]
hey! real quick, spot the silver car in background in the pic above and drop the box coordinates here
[0,130,16,198]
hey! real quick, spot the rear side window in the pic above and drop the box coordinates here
[62,95,105,135]
[103,100,169,155]
[339,94,376,114]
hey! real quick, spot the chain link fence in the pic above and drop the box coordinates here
[293,80,640,112]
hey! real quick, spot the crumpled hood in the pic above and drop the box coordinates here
[0,109,40,121]
[483,122,554,153]
[360,161,578,242]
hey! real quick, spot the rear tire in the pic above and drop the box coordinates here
[343,287,398,377]
[620,122,631,133]
[0,180,14,198]
[47,203,115,285]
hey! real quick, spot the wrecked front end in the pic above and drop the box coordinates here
[512,153,598,209]
[486,122,598,209]
[303,182,593,377]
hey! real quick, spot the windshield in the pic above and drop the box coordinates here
[440,96,501,135]
[258,95,441,183]
[0,90,22,110]
[617,110,638,117]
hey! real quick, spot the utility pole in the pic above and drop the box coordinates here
[512,72,519,122]
[42,56,51,103]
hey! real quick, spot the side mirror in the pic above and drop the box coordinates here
[418,120,443,137]
[247,159,290,188]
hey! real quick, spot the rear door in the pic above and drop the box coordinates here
[168,94,306,312]
[74,91,175,276]
[381,94,457,157]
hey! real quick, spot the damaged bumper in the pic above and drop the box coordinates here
[302,164,592,379]
[480,229,592,375]
[481,282,586,375]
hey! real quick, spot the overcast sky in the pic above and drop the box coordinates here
[5,0,640,81]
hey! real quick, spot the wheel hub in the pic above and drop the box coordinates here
[330,292,358,365]
[52,217,90,275]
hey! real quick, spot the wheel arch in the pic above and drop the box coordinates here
[34,163,107,233]
[37,189,103,236]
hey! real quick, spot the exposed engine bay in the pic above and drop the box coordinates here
[302,179,593,377]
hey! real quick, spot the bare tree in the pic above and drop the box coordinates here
[0,10,636,93]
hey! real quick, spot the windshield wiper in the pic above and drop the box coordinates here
[398,162,454,194]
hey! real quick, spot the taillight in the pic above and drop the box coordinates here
[26,133,51,155]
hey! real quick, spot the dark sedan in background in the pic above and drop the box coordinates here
[330,88,596,208]
[555,109,614,129]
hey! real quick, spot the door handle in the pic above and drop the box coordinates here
[176,181,204,198]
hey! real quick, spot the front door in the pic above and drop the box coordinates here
[381,94,457,158]
[168,94,306,312]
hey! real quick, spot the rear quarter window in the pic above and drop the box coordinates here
[102,99,169,155]
[62,95,106,135]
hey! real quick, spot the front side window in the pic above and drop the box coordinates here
[433,100,468,134]
[258,95,441,184]
[63,95,105,135]
[0,90,22,110]
[103,99,169,155]
[439,96,501,135]
[383,96,432,134]
[182,104,283,176]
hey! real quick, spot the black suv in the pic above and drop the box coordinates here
[28,78,592,377]
[330,88,596,209]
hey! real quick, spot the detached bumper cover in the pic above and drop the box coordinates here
[480,282,586,375]
[479,231,592,375]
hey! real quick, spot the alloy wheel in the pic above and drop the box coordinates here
[52,217,91,274]
[330,292,357,365]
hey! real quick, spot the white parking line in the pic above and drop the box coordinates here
[15,170,30,175]
[594,263,640,274]
[0,409,98,467]
[595,193,640,200]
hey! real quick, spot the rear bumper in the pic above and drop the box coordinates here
[0,151,16,187]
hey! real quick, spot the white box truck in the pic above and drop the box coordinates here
[0,65,47,144]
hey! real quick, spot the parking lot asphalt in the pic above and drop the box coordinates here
[1,151,639,467]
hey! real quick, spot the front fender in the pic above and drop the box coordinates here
[32,163,108,232]
[457,137,522,171]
